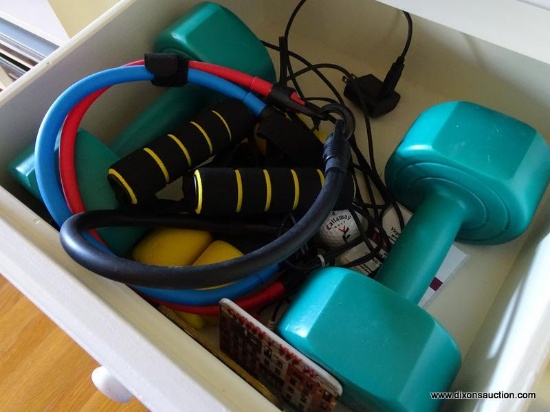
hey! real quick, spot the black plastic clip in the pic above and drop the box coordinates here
[144,53,189,87]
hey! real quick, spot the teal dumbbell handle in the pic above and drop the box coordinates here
[376,191,465,304]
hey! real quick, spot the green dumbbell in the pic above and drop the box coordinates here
[278,101,550,411]
[9,2,275,255]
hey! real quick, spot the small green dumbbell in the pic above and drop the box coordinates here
[278,101,550,411]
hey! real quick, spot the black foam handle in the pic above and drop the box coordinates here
[108,98,255,204]
[183,167,355,216]
[255,110,324,167]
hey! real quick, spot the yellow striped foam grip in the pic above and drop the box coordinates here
[107,98,255,204]
[183,167,355,216]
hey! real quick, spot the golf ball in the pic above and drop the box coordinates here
[318,209,364,248]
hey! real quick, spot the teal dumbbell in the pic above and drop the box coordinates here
[278,101,550,411]
[9,2,275,255]
[378,101,550,301]
[112,1,276,157]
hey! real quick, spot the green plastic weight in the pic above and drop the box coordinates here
[378,101,550,302]
[278,101,550,411]
[113,1,276,156]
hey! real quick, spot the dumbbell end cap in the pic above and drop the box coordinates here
[385,101,550,244]
[278,266,461,412]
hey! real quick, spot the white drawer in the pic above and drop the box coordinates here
[1,0,550,410]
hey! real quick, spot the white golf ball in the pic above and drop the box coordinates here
[318,209,364,248]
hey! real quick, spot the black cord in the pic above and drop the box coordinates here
[377,10,413,101]
[263,43,390,221]
[261,47,380,186]
[279,0,310,100]
[284,0,308,39]
[260,6,411,277]
[400,11,413,58]
[263,41,345,106]
[278,36,289,86]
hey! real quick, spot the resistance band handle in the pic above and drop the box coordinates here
[182,167,355,216]
[256,108,324,167]
[375,191,466,304]
[107,98,255,204]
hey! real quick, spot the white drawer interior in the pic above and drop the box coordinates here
[0,0,549,410]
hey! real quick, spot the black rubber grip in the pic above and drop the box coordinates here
[108,98,255,204]
[182,167,355,216]
[256,110,324,167]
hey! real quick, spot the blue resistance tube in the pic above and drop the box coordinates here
[188,69,266,117]
[35,66,267,225]
[36,66,154,226]
[34,64,273,305]
[136,263,279,306]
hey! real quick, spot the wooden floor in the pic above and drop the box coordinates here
[0,275,148,411]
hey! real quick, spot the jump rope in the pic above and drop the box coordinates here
[34,2,412,315]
